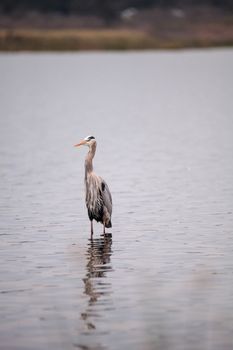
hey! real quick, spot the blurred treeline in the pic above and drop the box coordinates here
[1,1,232,20]
[1,0,232,50]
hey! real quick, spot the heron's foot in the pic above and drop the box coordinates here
[100,232,112,238]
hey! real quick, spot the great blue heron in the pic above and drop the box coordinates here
[74,136,112,237]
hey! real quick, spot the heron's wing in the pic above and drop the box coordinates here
[99,177,112,215]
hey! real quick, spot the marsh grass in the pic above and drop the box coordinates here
[0,28,232,51]
[0,29,153,51]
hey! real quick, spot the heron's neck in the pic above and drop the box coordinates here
[85,144,96,179]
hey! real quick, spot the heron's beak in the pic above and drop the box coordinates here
[74,140,87,147]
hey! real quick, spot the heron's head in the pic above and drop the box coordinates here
[74,135,96,148]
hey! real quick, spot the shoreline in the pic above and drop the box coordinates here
[0,28,233,51]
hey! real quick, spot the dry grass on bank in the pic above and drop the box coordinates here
[0,28,233,51]
[0,29,155,51]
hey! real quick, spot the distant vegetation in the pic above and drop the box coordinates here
[0,1,232,22]
[0,27,232,52]
[0,1,232,50]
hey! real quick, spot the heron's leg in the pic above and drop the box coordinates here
[91,221,93,239]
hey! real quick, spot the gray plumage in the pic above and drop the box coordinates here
[75,136,112,237]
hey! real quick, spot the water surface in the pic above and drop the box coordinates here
[0,49,233,350]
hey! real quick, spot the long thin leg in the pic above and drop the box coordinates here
[91,221,93,239]
[103,223,105,235]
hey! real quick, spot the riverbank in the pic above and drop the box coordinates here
[0,28,233,51]
[0,6,232,51]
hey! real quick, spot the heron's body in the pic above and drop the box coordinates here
[75,136,112,237]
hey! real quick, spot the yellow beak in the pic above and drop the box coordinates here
[74,140,87,147]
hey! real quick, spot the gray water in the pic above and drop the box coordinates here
[0,50,233,350]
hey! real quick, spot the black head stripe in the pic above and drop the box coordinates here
[84,135,95,141]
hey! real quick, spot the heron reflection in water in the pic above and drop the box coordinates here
[81,236,113,331]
